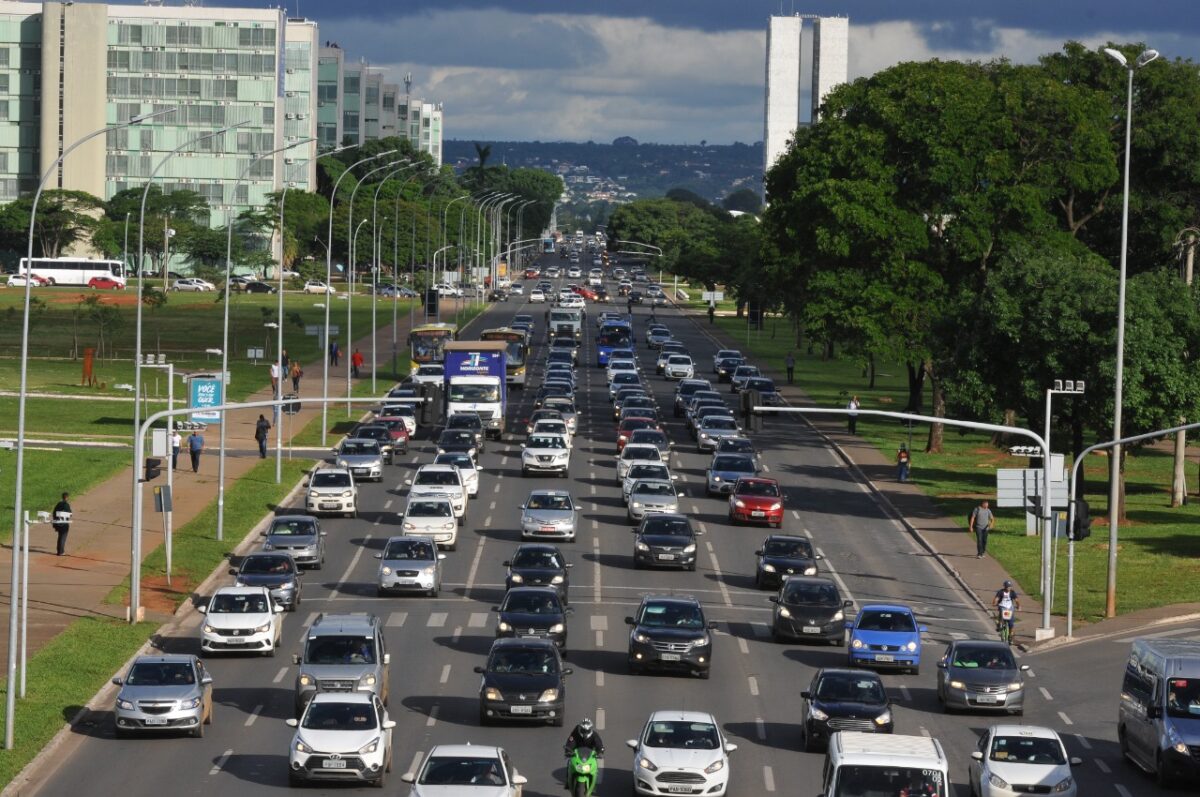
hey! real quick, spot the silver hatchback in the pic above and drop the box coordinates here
[333,438,384,482]
[520,490,579,541]
[626,479,684,523]
[113,655,213,737]
[261,515,326,569]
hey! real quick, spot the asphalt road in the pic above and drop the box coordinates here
[28,255,1181,797]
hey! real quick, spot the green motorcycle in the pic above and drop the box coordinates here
[565,746,600,797]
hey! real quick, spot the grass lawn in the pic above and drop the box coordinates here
[708,313,1200,625]
[0,447,130,544]
[0,617,159,789]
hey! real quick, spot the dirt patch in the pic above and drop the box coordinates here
[46,291,142,307]
[139,574,194,615]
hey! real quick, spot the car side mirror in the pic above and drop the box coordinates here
[754,550,763,556]
[373,553,382,559]
[936,661,947,669]
[677,492,685,497]
[227,568,238,576]
[383,653,390,665]
[1069,757,1082,767]
[274,605,285,614]
[401,774,416,784]
[503,560,512,567]
[292,654,301,665]
[331,448,339,455]
[626,739,639,750]
[843,600,854,607]
[491,606,500,612]
[196,605,207,614]
[694,529,706,536]
[520,444,527,449]
[815,554,824,560]
[259,530,268,536]
[438,554,446,560]
[565,563,575,569]
[707,620,718,630]
[1020,664,1030,672]
[382,720,396,730]
[971,751,983,761]
[473,666,485,674]
[111,677,123,686]
[624,616,635,625]
[285,718,299,728]
[201,675,213,685]
[801,690,811,699]
[724,743,738,754]
[844,621,854,629]
[404,479,412,486]
[670,474,679,480]
[919,625,928,633]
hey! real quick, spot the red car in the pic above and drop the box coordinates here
[574,286,598,301]
[524,268,540,279]
[729,477,784,527]
[373,416,411,454]
[88,276,125,290]
[616,416,658,451]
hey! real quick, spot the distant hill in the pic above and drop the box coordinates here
[444,138,763,204]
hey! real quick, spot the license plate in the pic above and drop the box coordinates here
[802,626,822,634]
[657,553,676,561]
[660,653,682,662]
[320,503,339,510]
[510,705,533,715]
[540,526,556,532]
[975,695,1000,704]
[323,760,347,769]
[667,786,692,793]
[225,637,246,644]
[751,511,765,517]
[143,717,168,726]
[875,654,895,662]
[396,579,416,585]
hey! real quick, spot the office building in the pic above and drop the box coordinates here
[316,45,344,149]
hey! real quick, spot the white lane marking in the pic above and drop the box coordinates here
[1074,733,1093,750]
[209,749,233,775]
[751,622,770,638]
[595,631,604,648]
[919,726,931,738]
[331,534,372,598]
[463,532,488,598]
[1057,711,1074,726]
[1039,687,1054,701]
[489,500,496,511]
[755,717,767,741]
[387,612,408,628]
[949,631,969,640]
[590,484,596,494]
[591,519,599,530]
[468,612,488,628]
[384,499,393,509]
[439,664,451,684]
[801,529,813,539]
[590,615,608,631]
[372,517,382,526]
[426,705,439,727]
[452,626,462,642]
[244,704,263,727]
[427,612,447,627]
[763,765,776,793]
[791,510,800,520]
[484,515,493,527]
[596,670,605,688]
[748,676,759,696]
[708,549,733,608]
[1096,759,1111,774]
[899,685,911,702]
[593,538,602,603]
[493,483,501,494]
[813,547,857,605]
[738,637,749,655]
[1114,783,1131,796]
[698,522,709,534]
[761,464,770,472]
[273,666,288,684]
[596,708,606,731]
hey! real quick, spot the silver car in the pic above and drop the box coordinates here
[260,514,326,569]
[375,535,445,596]
[520,490,579,541]
[697,416,742,451]
[617,444,664,483]
[333,438,384,482]
[542,398,577,434]
[112,655,213,738]
[622,462,677,504]
[627,479,684,523]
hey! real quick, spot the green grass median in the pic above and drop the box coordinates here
[0,448,130,544]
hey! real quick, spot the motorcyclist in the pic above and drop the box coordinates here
[564,717,605,758]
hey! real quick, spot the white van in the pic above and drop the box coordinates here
[1118,637,1200,786]
[820,732,949,797]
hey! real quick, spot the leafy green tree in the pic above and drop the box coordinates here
[105,186,210,276]
[722,188,763,215]
[0,189,105,258]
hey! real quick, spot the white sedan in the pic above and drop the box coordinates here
[197,586,283,656]
[529,289,546,303]
[303,280,334,294]
[173,277,216,292]
[969,724,1080,797]
[627,710,736,797]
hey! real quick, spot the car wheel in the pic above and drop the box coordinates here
[191,720,204,738]
[553,714,565,727]
[911,665,920,676]
[830,635,843,647]
[687,561,696,572]
[372,769,386,789]
[522,467,530,477]
[478,707,491,726]
[698,668,710,680]
[802,728,820,754]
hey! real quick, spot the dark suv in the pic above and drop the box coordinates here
[626,595,716,678]
[475,638,572,726]
[800,668,893,751]
[632,514,701,571]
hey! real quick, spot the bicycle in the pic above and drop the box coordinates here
[997,607,1015,645]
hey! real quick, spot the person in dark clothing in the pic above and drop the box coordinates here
[188,431,205,472]
[785,351,796,385]
[707,303,716,325]
[329,341,340,366]
[564,717,605,758]
[254,414,271,458]
[280,349,289,372]
[52,492,72,557]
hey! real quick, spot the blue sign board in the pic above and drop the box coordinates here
[190,377,223,423]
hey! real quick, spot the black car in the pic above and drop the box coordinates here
[504,544,572,604]
[493,587,571,651]
[445,413,486,451]
[743,377,781,405]
[615,395,658,422]
[768,576,852,645]
[475,638,571,726]
[800,668,893,751]
[628,290,643,304]
[547,349,576,371]
[243,280,277,294]
[632,513,701,571]
[715,356,745,382]
[353,423,397,464]
[534,384,573,409]
[626,595,716,678]
[230,552,302,611]
[436,429,479,458]
[754,535,823,589]
[595,286,609,302]
[673,379,711,417]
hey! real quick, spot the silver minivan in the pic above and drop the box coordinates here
[1118,637,1200,786]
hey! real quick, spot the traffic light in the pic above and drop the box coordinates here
[144,457,162,482]
[1070,499,1093,541]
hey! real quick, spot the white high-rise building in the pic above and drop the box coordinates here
[761,14,848,179]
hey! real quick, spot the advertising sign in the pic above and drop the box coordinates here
[190,377,223,423]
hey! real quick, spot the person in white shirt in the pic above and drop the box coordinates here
[269,360,280,393]
[847,395,860,434]
[171,430,182,470]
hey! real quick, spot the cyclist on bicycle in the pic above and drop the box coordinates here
[993,580,1020,635]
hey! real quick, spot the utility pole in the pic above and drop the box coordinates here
[1172,228,1199,506]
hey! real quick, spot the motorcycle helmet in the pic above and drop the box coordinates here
[578,718,594,739]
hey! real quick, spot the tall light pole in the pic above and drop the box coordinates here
[371,162,421,391]
[472,192,504,289]
[1102,46,1159,618]
[393,166,436,366]
[7,107,174,749]
[320,147,397,445]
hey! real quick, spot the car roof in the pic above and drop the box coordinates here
[528,488,571,497]
[416,463,457,473]
[272,513,318,523]
[314,465,352,475]
[488,636,560,652]
[513,542,563,554]
[987,724,1061,740]
[646,709,717,724]
[309,612,380,634]
[640,593,702,608]
[735,477,778,487]
[212,585,272,597]
[815,667,881,680]
[310,691,374,705]
[859,603,915,614]
[504,586,561,597]
[764,534,808,545]
[951,638,1015,652]
[384,534,436,545]
[132,654,196,665]
[427,744,504,758]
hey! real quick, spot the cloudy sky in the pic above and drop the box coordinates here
[250,1,1197,143]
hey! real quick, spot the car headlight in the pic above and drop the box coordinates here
[181,697,202,709]
[361,674,377,686]
[422,566,436,576]
[436,448,446,455]
[1053,776,1074,793]
[381,566,392,575]
[704,759,725,774]
[809,707,829,721]
[683,543,696,554]
[484,687,503,701]
[538,688,560,703]
[549,623,565,634]
[851,638,863,649]
[203,623,216,634]
[988,772,1010,789]
[874,710,892,726]
[295,737,313,754]
[778,606,791,619]
[498,621,512,632]
[551,575,565,584]
[696,634,711,646]
[804,566,817,576]
[905,641,918,652]
[768,502,782,511]
[359,737,380,755]
[509,573,524,584]
[1007,682,1024,691]
[631,502,641,509]
[949,680,966,690]
[336,459,348,467]
[634,632,651,643]
[280,581,296,591]
[638,757,658,772]
[443,521,456,530]
[635,541,649,552]
[762,563,776,573]
[255,622,272,634]
[117,698,135,711]
[299,674,314,686]
[341,490,353,498]
[832,610,844,622]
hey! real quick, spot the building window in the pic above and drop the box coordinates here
[343,75,359,94]
[0,48,9,68]
[0,103,9,122]
[0,152,9,173]
[0,75,8,94]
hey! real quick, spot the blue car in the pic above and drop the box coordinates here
[705,453,759,496]
[846,603,926,675]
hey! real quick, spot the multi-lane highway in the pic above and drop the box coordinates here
[27,255,1180,797]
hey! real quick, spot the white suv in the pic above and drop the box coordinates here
[197,586,283,656]
[521,432,571,476]
[305,467,358,518]
[405,464,467,525]
[286,692,394,787]
[627,710,736,797]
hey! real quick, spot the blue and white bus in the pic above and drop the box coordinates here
[596,319,633,367]
[542,237,556,254]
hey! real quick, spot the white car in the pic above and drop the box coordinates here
[531,418,572,447]
[173,277,215,292]
[434,283,463,297]
[412,363,445,386]
[197,586,283,656]
[406,465,467,525]
[617,445,665,484]
[521,432,571,476]
[403,744,527,796]
[622,462,677,504]
[305,467,358,518]
[627,710,736,797]
[664,355,695,380]
[969,724,1080,797]
[510,283,525,295]
[566,267,582,278]
[6,274,47,287]
[607,359,639,381]
[560,294,586,309]
[286,692,394,788]
[433,452,480,498]
[303,280,334,294]
[400,497,459,550]
[529,289,546,303]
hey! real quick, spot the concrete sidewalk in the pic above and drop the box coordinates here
[0,314,419,662]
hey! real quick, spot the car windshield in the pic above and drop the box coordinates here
[311,472,351,488]
[718,439,755,455]
[746,379,776,391]
[448,384,500,402]
[739,481,780,497]
[528,436,566,450]
[512,549,564,568]
[415,470,459,486]
[440,431,475,445]
[304,636,376,665]
[407,500,453,518]
[622,446,659,461]
[489,648,560,674]
[734,366,760,376]
[502,592,562,614]
[835,766,946,797]
[621,419,654,431]
[526,493,573,511]
[815,675,886,704]
[782,582,841,606]
[703,418,738,431]
[712,456,755,472]
[420,758,504,787]
[1167,679,1200,718]
[641,517,692,536]
[623,398,654,409]
[631,432,667,448]
[639,602,705,629]
[544,400,575,414]
[534,422,568,436]
[668,356,691,365]
[384,539,436,560]
[634,482,676,496]
[628,465,670,481]
[644,720,719,749]
[417,365,444,376]
[210,592,270,613]
[613,373,639,385]
[448,416,482,430]
[269,519,316,537]
[125,661,195,686]
[301,701,378,731]
[764,538,812,558]
[950,646,1017,670]
[990,736,1067,765]
[240,556,293,575]
[857,610,916,632]
[434,454,474,469]
[599,331,632,347]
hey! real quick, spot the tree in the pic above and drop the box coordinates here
[721,188,763,215]
[105,187,210,276]
[0,190,105,258]
[474,142,492,170]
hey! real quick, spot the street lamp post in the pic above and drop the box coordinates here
[371,163,420,392]
[274,180,293,485]
[1102,46,1159,617]
[1040,379,1084,614]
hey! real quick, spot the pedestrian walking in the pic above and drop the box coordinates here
[707,302,715,325]
[785,351,796,385]
[351,348,364,378]
[970,499,996,558]
[627,297,634,314]
[847,395,860,434]
[188,430,205,473]
[280,349,289,372]
[171,429,182,470]
[254,414,271,459]
[896,444,911,482]
[269,360,280,394]
[290,360,302,392]
[329,340,340,366]
[51,492,72,557]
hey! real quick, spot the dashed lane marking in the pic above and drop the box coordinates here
[590,615,608,631]
[899,685,911,702]
[387,612,408,628]
[427,612,447,627]
[596,708,606,731]
[748,676,759,696]
[1096,759,1111,774]
[426,705,439,727]
[406,751,424,780]
[209,749,232,776]
[738,637,749,655]
[596,670,604,688]
[440,664,451,684]
[1114,784,1131,797]
[463,532,488,599]
[273,666,288,684]
[489,500,496,511]
[384,499,393,509]
[763,765,776,793]
[755,717,766,741]
[330,535,372,598]
[245,704,263,727]
[1039,687,1053,701]
[1057,711,1073,726]
[468,612,488,628]
[1074,734,1092,750]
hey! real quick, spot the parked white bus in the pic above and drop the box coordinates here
[18,257,125,287]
